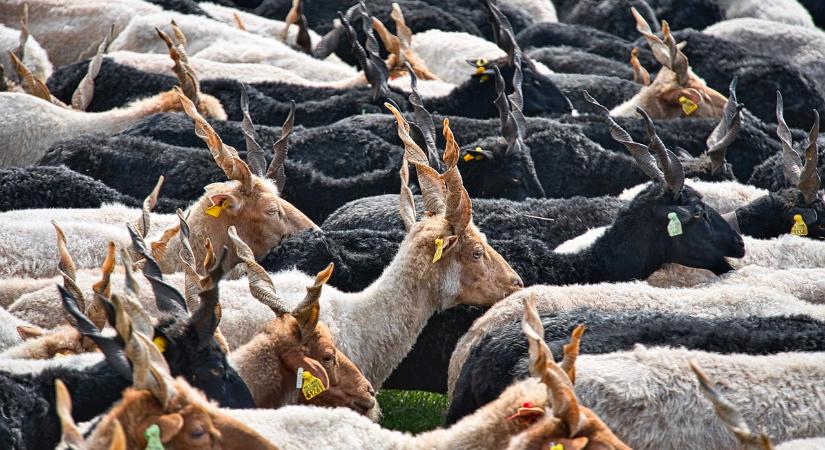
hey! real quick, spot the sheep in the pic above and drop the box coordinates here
[0,0,161,67]
[708,0,815,27]
[226,227,377,417]
[569,347,825,448]
[0,306,33,351]
[0,27,226,167]
[610,8,728,120]
[446,303,825,425]
[55,318,278,450]
[618,179,767,214]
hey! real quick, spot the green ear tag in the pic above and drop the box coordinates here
[144,424,164,450]
[667,212,683,237]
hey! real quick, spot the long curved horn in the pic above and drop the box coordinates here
[240,84,267,178]
[632,7,689,85]
[405,64,442,171]
[157,21,200,107]
[175,87,254,193]
[399,157,416,231]
[227,226,291,315]
[705,78,744,175]
[799,110,821,205]
[385,102,447,215]
[441,119,472,235]
[522,296,586,436]
[267,100,296,193]
[134,175,164,239]
[690,361,774,449]
[292,263,333,345]
[637,107,684,196]
[584,91,664,183]
[777,91,803,187]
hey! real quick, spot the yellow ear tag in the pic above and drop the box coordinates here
[152,336,167,353]
[550,444,565,450]
[300,370,326,400]
[791,214,808,236]
[463,153,475,162]
[678,96,699,116]
[432,237,444,263]
[667,212,683,237]
[480,74,490,83]
[205,199,229,218]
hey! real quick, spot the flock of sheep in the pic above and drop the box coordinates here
[1,0,825,448]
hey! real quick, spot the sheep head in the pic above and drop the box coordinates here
[387,102,523,307]
[175,88,317,267]
[773,91,825,239]
[228,228,378,417]
[614,8,726,120]
[504,297,630,450]
[459,63,545,200]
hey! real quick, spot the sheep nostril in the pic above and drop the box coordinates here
[511,276,524,289]
[355,396,376,410]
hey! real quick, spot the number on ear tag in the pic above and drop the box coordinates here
[667,212,683,237]
[678,96,698,116]
[791,214,808,236]
[144,424,164,450]
[432,237,444,263]
[205,199,229,218]
[295,367,304,389]
[300,370,326,400]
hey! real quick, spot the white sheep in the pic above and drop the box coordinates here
[618,179,768,214]
[504,0,557,23]
[704,18,825,90]
[447,281,825,398]
[110,12,357,83]
[573,346,825,449]
[0,0,161,66]
[713,0,815,27]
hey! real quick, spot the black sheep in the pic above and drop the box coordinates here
[145,0,209,15]
[527,46,635,79]
[446,310,825,424]
[552,0,661,41]
[0,166,140,212]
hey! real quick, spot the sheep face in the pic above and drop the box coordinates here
[625,184,745,275]
[195,178,318,262]
[627,68,727,120]
[5,325,97,359]
[90,382,276,450]
[745,189,825,240]
[411,218,523,307]
[459,137,544,200]
[282,319,378,418]
[500,64,572,117]
[154,315,255,409]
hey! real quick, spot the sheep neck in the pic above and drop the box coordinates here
[229,327,292,408]
[734,193,790,239]
[331,236,446,388]
[86,90,182,135]
[544,218,664,284]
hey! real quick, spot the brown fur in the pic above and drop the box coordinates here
[1,325,97,359]
[230,313,375,414]
[154,178,317,273]
[86,379,278,450]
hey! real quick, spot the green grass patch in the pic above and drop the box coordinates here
[377,389,448,433]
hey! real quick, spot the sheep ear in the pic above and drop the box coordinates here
[156,413,185,444]
[207,193,242,216]
[555,437,589,450]
[281,349,330,392]
[17,325,44,340]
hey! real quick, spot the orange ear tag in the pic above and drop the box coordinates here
[205,199,230,218]
[463,153,475,162]
[432,237,444,263]
[678,96,698,116]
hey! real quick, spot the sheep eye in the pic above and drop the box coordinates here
[472,248,484,260]
[190,427,207,439]
[322,354,334,363]
[267,208,281,216]
[210,368,221,377]
[511,177,521,185]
